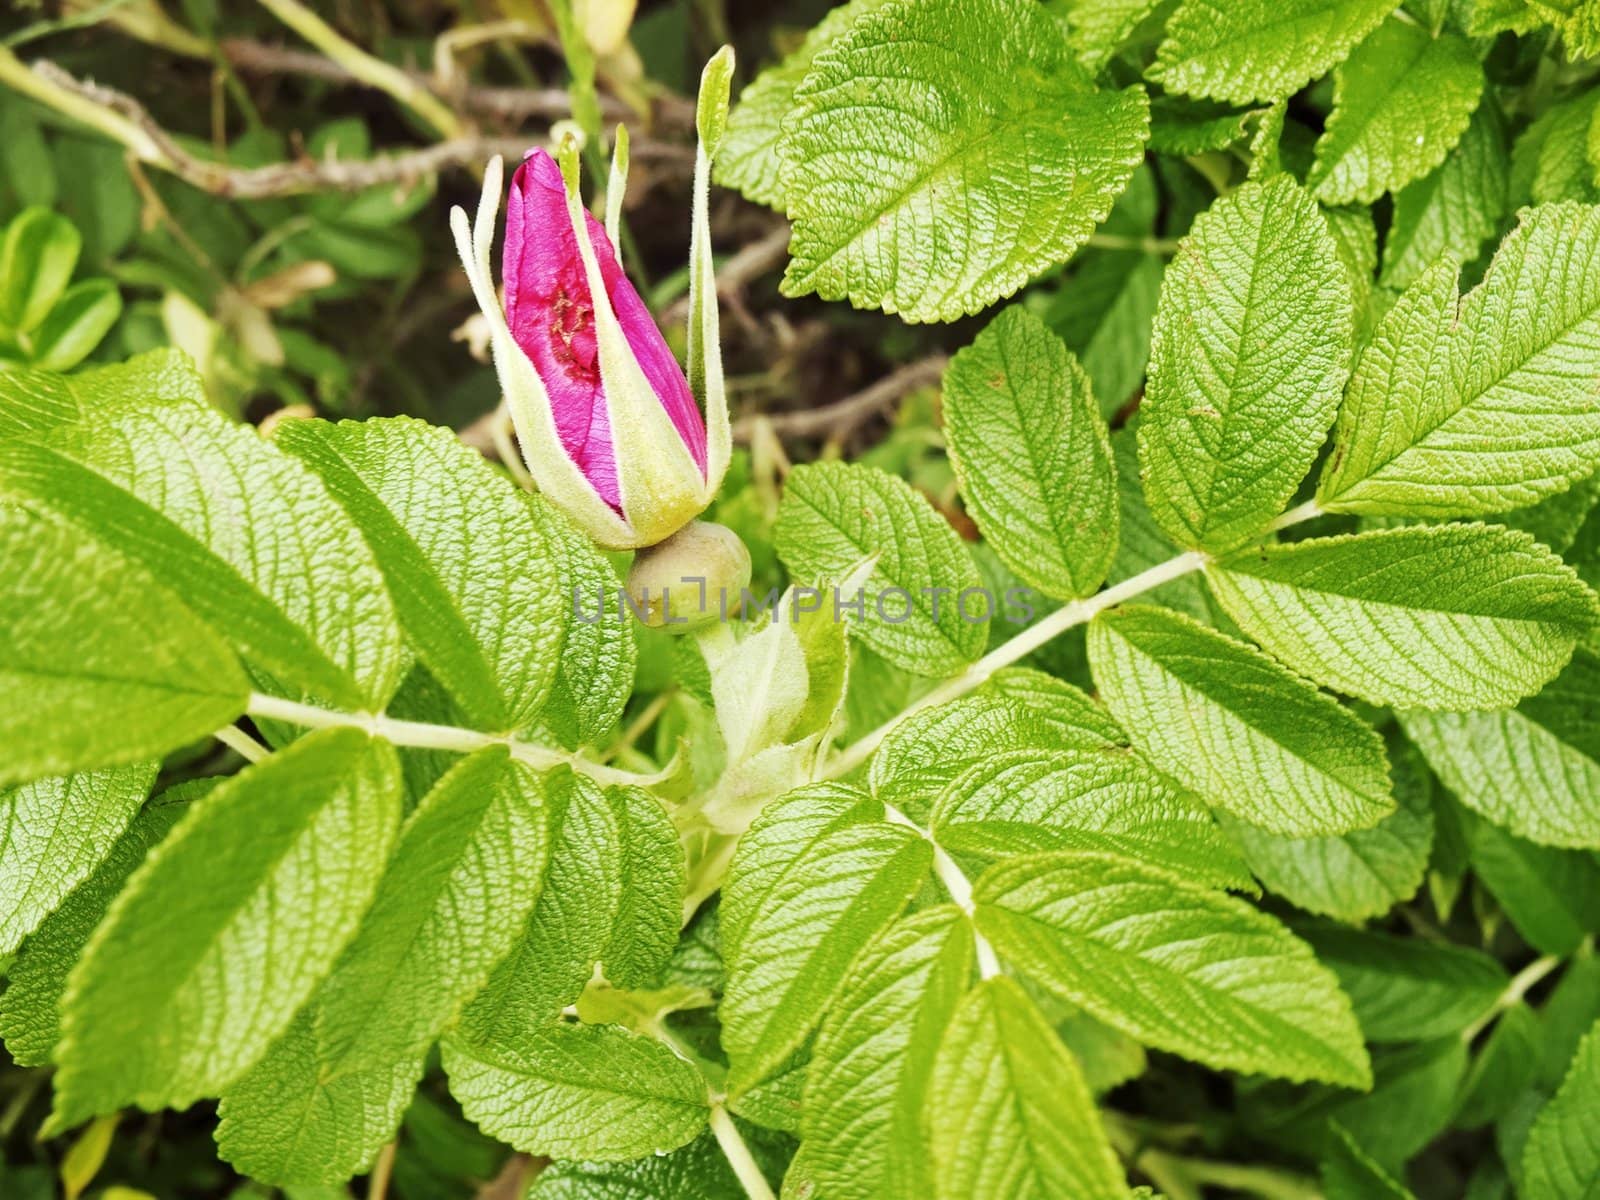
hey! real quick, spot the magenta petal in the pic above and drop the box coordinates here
[501,149,706,516]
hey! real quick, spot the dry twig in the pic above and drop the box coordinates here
[733,354,950,442]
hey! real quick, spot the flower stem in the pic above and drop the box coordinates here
[1460,951,1567,1044]
[709,1105,775,1200]
[244,692,672,789]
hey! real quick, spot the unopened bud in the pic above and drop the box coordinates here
[626,520,751,631]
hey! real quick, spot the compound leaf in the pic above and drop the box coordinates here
[50,728,402,1129]
[776,461,986,675]
[927,976,1129,1200]
[975,850,1371,1087]
[1208,524,1597,710]
[779,0,1149,322]
[1309,19,1483,205]
[944,306,1119,599]
[1139,175,1351,552]
[1320,205,1600,517]
[1089,605,1393,837]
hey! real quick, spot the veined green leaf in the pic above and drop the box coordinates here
[1219,735,1433,922]
[0,349,204,439]
[532,494,634,748]
[1522,1019,1600,1199]
[1299,925,1507,1042]
[1382,102,1510,289]
[461,770,680,1040]
[0,504,249,784]
[0,390,405,711]
[50,728,402,1129]
[1089,606,1393,837]
[0,763,155,955]
[943,307,1119,599]
[1320,205,1600,517]
[1309,19,1483,204]
[802,906,976,1200]
[528,1127,786,1199]
[722,802,932,1095]
[1208,524,1597,710]
[1327,1038,1467,1170]
[0,794,186,1066]
[1139,175,1351,552]
[931,747,1253,892]
[276,417,565,734]
[443,1021,708,1161]
[1467,817,1600,954]
[1402,647,1600,847]
[927,976,1130,1200]
[215,749,549,1184]
[974,850,1371,1086]
[980,667,1129,745]
[1322,1122,1418,1200]
[714,0,889,207]
[870,692,1108,823]
[775,461,986,675]
[778,0,1149,322]
[1154,0,1401,104]
[1066,0,1164,69]
[1456,1003,1540,1129]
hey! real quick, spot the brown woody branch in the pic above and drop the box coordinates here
[734,354,950,442]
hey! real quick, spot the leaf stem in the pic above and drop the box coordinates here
[1460,951,1565,1043]
[1265,498,1322,533]
[825,549,1210,779]
[709,1105,775,1200]
[883,803,1001,978]
[244,692,673,789]
[213,724,270,763]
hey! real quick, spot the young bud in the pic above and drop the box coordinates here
[625,520,752,630]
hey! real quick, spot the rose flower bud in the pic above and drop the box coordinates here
[452,49,736,551]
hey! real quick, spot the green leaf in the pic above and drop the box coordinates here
[1467,817,1600,954]
[927,976,1129,1200]
[1207,524,1597,709]
[1309,19,1483,204]
[1522,1019,1600,1199]
[1218,735,1434,922]
[722,799,932,1095]
[871,688,1121,822]
[0,503,249,784]
[714,0,889,207]
[214,749,549,1184]
[1456,1002,1540,1128]
[1139,175,1351,552]
[1299,925,1507,1041]
[1382,101,1510,289]
[0,207,80,333]
[29,279,122,372]
[1328,1038,1467,1170]
[49,728,402,1129]
[1401,647,1600,847]
[533,494,635,747]
[1523,90,1600,205]
[931,747,1254,891]
[0,763,155,955]
[528,1127,786,1200]
[462,770,679,1040]
[0,379,405,711]
[943,306,1119,599]
[802,906,976,1200]
[1322,1123,1417,1200]
[778,0,1149,322]
[775,461,986,676]
[277,417,566,733]
[1320,205,1600,517]
[974,850,1371,1086]
[0,794,185,1066]
[1153,0,1401,104]
[1089,606,1393,837]
[1065,0,1164,69]
[443,1021,708,1161]
[1048,247,1164,419]
[0,348,202,439]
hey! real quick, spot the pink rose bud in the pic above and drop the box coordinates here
[452,50,736,550]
